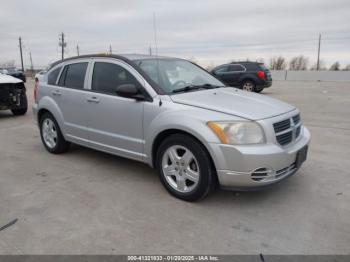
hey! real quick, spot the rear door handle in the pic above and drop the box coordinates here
[87,96,100,103]
[52,90,62,96]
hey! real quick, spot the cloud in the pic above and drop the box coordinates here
[0,0,349,68]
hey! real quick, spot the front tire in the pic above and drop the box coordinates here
[11,94,28,115]
[156,134,215,201]
[39,112,70,154]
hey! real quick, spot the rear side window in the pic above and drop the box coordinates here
[58,63,88,89]
[244,64,258,71]
[47,67,62,85]
[228,64,245,72]
[92,62,140,95]
[214,65,228,74]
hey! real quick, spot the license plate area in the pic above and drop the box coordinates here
[295,145,308,169]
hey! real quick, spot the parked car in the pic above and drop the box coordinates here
[211,61,272,92]
[0,73,28,115]
[0,67,26,82]
[33,54,310,201]
[35,70,47,83]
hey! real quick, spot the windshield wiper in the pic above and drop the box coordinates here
[172,84,222,93]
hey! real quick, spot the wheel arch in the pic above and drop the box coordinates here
[36,97,66,137]
[239,77,257,85]
[151,129,218,181]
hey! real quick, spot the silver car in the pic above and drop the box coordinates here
[33,54,310,201]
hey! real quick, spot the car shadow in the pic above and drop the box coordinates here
[63,144,291,205]
[0,111,15,119]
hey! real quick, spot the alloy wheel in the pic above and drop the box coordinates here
[161,145,200,193]
[242,82,254,91]
[42,118,58,149]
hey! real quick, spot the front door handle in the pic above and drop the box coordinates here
[52,90,62,96]
[87,96,100,103]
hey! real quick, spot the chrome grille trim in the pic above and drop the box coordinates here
[273,114,302,146]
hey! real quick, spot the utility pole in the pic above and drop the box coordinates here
[29,52,34,77]
[149,46,152,56]
[316,33,321,71]
[109,44,112,54]
[76,45,80,56]
[29,52,33,70]
[19,37,24,71]
[59,32,67,61]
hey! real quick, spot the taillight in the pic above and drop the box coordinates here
[34,79,38,102]
[257,70,265,79]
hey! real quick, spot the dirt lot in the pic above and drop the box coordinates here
[0,79,349,254]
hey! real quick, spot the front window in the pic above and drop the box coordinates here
[136,59,224,93]
[92,62,141,95]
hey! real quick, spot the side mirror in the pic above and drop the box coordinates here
[116,84,145,100]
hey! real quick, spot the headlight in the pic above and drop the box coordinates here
[207,121,265,145]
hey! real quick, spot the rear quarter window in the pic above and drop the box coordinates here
[243,64,259,71]
[47,67,62,85]
[258,64,269,71]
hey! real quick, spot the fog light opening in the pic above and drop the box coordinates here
[251,167,273,181]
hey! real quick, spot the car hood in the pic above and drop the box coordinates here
[170,87,295,120]
[0,74,23,84]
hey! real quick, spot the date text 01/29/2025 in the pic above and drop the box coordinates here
[127,255,219,261]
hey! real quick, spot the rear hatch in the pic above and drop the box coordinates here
[258,64,272,81]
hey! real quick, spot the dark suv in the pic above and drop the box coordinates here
[211,62,272,92]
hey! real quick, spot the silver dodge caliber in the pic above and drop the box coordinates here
[33,54,310,201]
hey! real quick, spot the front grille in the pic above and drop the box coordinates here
[276,131,293,145]
[273,114,302,146]
[293,114,300,125]
[273,119,290,133]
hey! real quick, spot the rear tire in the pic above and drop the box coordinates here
[11,94,28,115]
[39,112,70,154]
[242,80,256,92]
[156,134,216,201]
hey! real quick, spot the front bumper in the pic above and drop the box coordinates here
[209,126,310,189]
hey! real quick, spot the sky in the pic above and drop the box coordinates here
[0,0,349,69]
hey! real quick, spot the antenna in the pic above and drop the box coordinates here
[153,12,158,56]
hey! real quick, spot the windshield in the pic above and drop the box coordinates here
[135,59,224,94]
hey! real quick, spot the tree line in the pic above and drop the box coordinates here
[269,55,350,71]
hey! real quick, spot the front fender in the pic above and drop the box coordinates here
[144,109,222,167]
